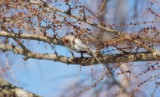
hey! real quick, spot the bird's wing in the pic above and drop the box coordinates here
[74,38,90,51]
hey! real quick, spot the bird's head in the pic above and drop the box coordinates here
[62,38,70,44]
[62,35,75,44]
[62,34,75,44]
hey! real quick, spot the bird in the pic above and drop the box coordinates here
[61,34,99,58]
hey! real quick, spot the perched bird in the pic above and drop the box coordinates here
[61,34,98,57]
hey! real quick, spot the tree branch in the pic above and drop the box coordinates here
[0,43,159,66]
[0,30,62,45]
[0,77,41,97]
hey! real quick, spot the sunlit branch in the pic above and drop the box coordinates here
[0,30,62,45]
[0,43,160,66]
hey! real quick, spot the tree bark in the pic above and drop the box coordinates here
[0,77,41,97]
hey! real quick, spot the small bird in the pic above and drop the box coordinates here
[62,34,98,58]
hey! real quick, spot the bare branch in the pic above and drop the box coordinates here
[0,77,41,97]
[0,43,160,66]
[0,30,62,45]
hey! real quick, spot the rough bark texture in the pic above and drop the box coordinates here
[0,77,41,97]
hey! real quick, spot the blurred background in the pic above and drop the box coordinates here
[0,0,160,97]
